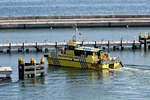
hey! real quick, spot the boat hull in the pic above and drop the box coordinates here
[46,56,121,70]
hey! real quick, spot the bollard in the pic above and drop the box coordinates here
[40,58,45,64]
[18,57,22,65]
[144,35,147,39]
[138,33,142,42]
[30,58,34,65]
[33,60,36,65]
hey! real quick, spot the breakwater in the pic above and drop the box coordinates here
[1,15,150,29]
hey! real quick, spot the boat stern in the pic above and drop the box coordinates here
[109,57,123,69]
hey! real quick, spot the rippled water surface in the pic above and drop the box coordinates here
[1,0,150,16]
[0,27,150,100]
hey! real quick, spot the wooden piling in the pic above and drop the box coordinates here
[22,42,25,52]
[55,42,57,48]
[40,58,45,77]
[45,48,49,53]
[7,43,11,53]
[107,40,110,50]
[35,42,42,52]
[55,42,58,52]
[36,42,38,52]
[113,46,116,50]
[94,41,97,48]
[132,40,136,49]
[26,49,29,53]
[9,43,11,50]
[144,35,147,50]
[18,58,22,80]
[82,41,84,46]
[120,40,124,50]
[18,60,25,80]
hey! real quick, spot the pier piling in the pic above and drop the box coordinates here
[94,41,97,48]
[107,40,110,50]
[120,40,124,50]
[144,36,147,51]
[132,40,136,49]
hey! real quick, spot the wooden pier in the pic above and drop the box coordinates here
[0,40,142,53]
[18,58,45,80]
[1,33,150,53]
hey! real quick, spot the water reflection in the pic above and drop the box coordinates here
[47,65,119,85]
[20,77,45,88]
[0,78,12,85]
[91,70,110,84]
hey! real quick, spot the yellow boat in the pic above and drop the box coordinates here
[44,32,123,70]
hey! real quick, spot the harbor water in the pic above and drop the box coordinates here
[1,0,150,16]
[0,27,150,100]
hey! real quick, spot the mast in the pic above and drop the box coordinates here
[72,25,78,42]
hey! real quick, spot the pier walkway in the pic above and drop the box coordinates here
[0,40,141,53]
[1,15,150,28]
[1,33,150,53]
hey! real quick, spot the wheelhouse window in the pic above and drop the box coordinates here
[68,46,75,50]
[74,50,84,56]
[86,51,93,55]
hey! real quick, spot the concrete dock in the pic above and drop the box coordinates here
[1,15,150,28]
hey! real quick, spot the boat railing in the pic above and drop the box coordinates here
[100,57,120,64]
